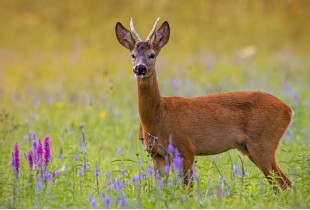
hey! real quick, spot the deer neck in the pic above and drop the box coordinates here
[137,72,162,129]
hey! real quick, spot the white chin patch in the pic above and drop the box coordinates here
[134,74,144,79]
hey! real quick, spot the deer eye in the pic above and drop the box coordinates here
[149,53,156,59]
[131,54,136,59]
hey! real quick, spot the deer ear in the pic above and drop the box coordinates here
[152,21,170,52]
[115,22,136,51]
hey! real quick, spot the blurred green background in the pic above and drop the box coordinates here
[1,0,310,93]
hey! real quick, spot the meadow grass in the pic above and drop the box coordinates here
[1,1,310,208]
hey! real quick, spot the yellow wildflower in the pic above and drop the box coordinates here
[99,110,106,118]
[55,102,63,109]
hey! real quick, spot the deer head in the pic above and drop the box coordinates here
[115,18,170,79]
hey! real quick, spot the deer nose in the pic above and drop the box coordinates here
[133,64,147,75]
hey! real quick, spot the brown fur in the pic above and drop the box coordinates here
[115,19,292,190]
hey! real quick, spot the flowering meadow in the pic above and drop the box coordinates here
[1,1,310,208]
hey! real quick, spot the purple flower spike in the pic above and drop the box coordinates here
[155,170,160,180]
[95,165,99,177]
[165,164,170,174]
[27,151,33,169]
[12,143,20,178]
[132,175,139,183]
[241,165,245,177]
[121,167,125,175]
[36,175,42,191]
[173,151,183,174]
[146,166,153,176]
[157,180,164,189]
[78,169,83,176]
[113,180,123,191]
[52,170,58,178]
[83,161,87,171]
[32,140,37,168]
[137,158,142,165]
[140,171,146,179]
[36,140,43,165]
[43,136,51,166]
[233,163,238,175]
[44,172,52,180]
[14,143,20,171]
[89,196,97,209]
[74,153,78,161]
[167,144,175,153]
[119,195,126,208]
[104,196,111,208]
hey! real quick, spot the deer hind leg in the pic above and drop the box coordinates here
[183,155,194,188]
[246,142,290,190]
[272,162,291,189]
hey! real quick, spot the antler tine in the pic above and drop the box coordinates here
[146,17,160,42]
[130,17,142,42]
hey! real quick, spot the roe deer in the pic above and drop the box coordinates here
[115,18,292,190]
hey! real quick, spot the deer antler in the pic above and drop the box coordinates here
[130,18,142,42]
[146,17,160,42]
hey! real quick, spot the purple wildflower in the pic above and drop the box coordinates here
[233,163,238,175]
[113,180,123,191]
[36,175,42,191]
[43,136,51,166]
[104,196,111,208]
[173,151,183,174]
[165,163,170,174]
[78,169,83,176]
[157,180,164,189]
[52,170,58,178]
[137,158,142,165]
[132,175,139,183]
[121,167,125,175]
[101,191,105,197]
[146,166,153,176]
[107,178,112,190]
[117,147,123,155]
[32,140,37,167]
[11,153,15,172]
[104,172,109,177]
[74,153,78,161]
[119,195,126,208]
[12,143,20,178]
[44,172,52,180]
[36,140,43,165]
[140,171,146,179]
[241,166,246,177]
[27,151,33,169]
[95,164,99,177]
[167,144,175,153]
[89,196,97,209]
[82,161,87,172]
[155,170,160,180]
[14,143,20,172]
[29,131,36,140]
